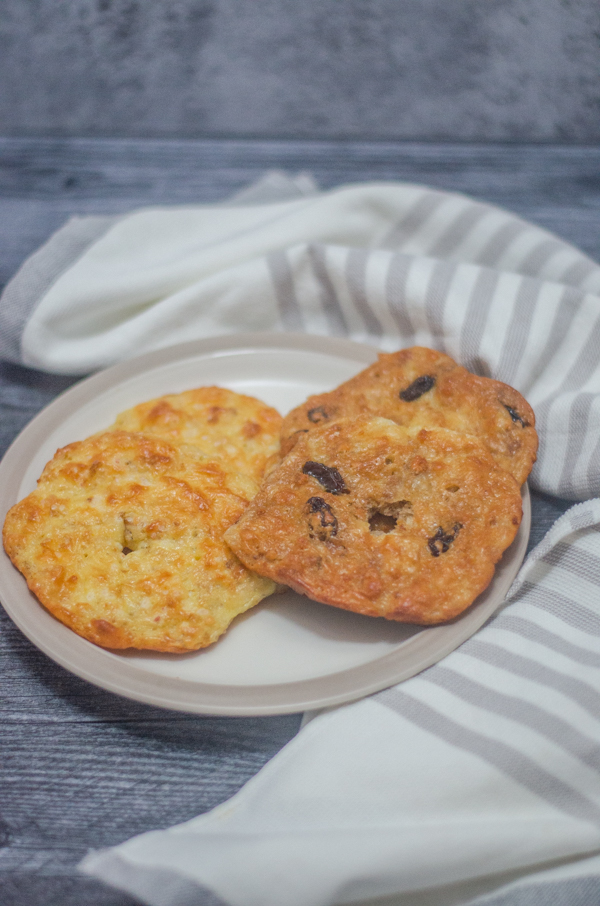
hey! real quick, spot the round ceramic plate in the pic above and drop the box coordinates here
[0,333,530,716]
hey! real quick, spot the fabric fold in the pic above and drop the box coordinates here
[80,501,600,906]
[3,180,600,499]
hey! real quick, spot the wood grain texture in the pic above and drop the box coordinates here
[2,138,600,291]
[0,138,592,905]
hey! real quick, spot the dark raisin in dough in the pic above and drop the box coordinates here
[302,461,350,494]
[306,496,338,540]
[503,404,529,428]
[400,375,435,402]
[307,406,329,423]
[428,524,462,557]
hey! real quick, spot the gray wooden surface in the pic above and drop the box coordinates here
[0,138,595,906]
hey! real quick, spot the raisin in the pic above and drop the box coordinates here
[302,461,350,494]
[122,546,133,555]
[400,375,436,401]
[428,523,462,557]
[307,406,329,423]
[503,404,529,428]
[306,496,338,540]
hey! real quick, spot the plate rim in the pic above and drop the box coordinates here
[0,332,531,716]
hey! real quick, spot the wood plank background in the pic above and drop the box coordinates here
[0,138,598,906]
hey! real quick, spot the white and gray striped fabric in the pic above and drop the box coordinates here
[3,174,600,906]
[2,177,600,500]
[82,502,600,906]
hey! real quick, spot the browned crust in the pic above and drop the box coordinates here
[226,417,523,625]
[110,386,282,483]
[280,347,538,485]
[3,430,274,651]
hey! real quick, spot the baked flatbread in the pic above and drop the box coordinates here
[111,386,282,482]
[226,417,522,625]
[281,347,537,485]
[3,430,275,651]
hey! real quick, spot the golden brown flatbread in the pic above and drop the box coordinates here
[280,347,537,485]
[3,430,275,651]
[111,386,282,483]
[226,416,523,625]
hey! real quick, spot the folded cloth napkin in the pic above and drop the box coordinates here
[4,173,600,905]
[81,502,600,906]
[2,172,600,501]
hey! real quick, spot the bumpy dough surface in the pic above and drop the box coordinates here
[3,431,275,651]
[111,386,282,483]
[226,417,523,625]
[280,347,537,486]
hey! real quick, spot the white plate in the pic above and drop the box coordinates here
[0,333,530,715]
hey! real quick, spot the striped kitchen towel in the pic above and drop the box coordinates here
[1,174,600,501]
[81,500,600,905]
